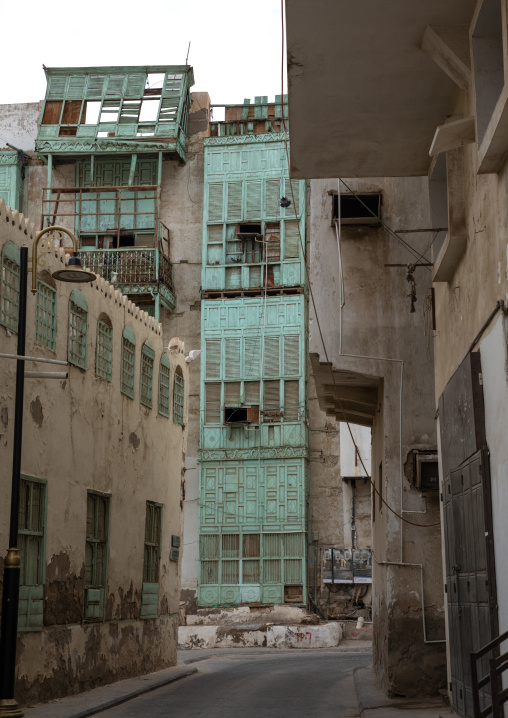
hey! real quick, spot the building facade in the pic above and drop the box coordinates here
[0,200,188,704]
[286,0,508,713]
[196,100,309,607]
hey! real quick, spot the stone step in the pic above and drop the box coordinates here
[178,622,342,650]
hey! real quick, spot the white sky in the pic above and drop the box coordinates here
[0,0,287,107]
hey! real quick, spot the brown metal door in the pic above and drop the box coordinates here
[440,352,498,718]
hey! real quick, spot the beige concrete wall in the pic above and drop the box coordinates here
[0,201,188,704]
[159,93,210,612]
[432,89,508,645]
[309,178,446,696]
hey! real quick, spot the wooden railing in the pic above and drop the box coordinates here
[79,247,173,293]
[471,629,508,717]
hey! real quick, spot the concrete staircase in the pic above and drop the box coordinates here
[178,605,343,650]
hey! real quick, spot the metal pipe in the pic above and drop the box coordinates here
[0,247,27,714]
[373,556,446,644]
[24,371,68,380]
[0,353,68,365]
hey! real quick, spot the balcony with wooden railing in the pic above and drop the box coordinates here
[41,186,175,311]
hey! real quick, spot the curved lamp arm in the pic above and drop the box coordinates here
[31,225,78,294]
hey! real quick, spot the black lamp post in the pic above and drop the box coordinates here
[0,228,95,717]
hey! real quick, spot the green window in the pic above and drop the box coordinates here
[173,367,185,425]
[121,326,136,399]
[85,491,110,622]
[141,501,162,619]
[158,354,171,417]
[36,280,57,350]
[140,341,155,408]
[68,289,88,369]
[0,241,20,332]
[18,477,46,631]
[96,317,113,381]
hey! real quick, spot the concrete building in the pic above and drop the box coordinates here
[305,174,444,695]
[0,200,189,705]
[286,0,508,714]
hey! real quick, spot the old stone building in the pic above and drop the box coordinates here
[0,65,372,684]
[0,200,189,705]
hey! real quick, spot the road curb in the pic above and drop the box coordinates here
[24,666,198,718]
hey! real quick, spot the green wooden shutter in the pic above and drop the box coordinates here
[208,183,224,222]
[47,75,67,99]
[86,75,106,99]
[283,335,300,376]
[67,76,87,100]
[206,339,221,379]
[264,380,280,411]
[225,338,241,379]
[227,182,243,221]
[245,180,262,220]
[224,382,241,406]
[284,221,300,259]
[284,380,300,421]
[205,383,221,423]
[263,336,280,378]
[265,178,281,218]
[244,381,260,405]
[244,337,261,379]
[284,178,300,218]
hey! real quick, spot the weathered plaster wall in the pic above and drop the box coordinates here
[307,373,373,619]
[431,88,508,650]
[309,178,445,696]
[0,201,188,704]
[0,103,41,152]
[159,92,210,612]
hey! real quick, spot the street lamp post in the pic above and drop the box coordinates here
[0,228,95,718]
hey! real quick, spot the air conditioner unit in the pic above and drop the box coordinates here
[332,192,382,226]
[415,452,439,491]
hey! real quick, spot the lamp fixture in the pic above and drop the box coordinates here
[29,226,96,293]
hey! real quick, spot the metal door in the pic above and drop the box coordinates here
[440,352,498,717]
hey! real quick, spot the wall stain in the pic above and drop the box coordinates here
[45,553,84,625]
[129,432,140,450]
[30,396,44,427]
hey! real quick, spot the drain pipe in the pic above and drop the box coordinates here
[373,554,446,644]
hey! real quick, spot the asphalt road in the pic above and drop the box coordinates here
[98,646,372,718]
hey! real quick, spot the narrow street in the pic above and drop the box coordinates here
[98,647,371,718]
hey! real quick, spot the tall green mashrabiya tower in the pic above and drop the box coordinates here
[198,97,309,608]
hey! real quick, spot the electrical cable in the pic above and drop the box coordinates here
[279,0,439,529]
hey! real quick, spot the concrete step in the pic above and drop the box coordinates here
[178,622,342,650]
[185,604,310,626]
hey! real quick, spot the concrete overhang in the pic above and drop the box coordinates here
[286,0,476,178]
[310,354,380,428]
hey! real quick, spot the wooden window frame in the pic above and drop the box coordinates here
[84,490,110,623]
[0,243,20,333]
[35,280,57,351]
[140,342,155,409]
[96,318,113,381]
[18,476,47,632]
[158,355,171,417]
[173,368,185,425]
[121,327,136,399]
[68,292,88,369]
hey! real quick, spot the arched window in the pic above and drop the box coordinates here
[0,241,20,332]
[158,352,171,418]
[121,325,136,399]
[68,289,88,369]
[140,340,155,408]
[173,365,185,425]
[96,313,113,381]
